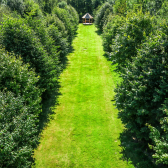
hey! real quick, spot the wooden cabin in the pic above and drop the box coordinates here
[82,13,93,25]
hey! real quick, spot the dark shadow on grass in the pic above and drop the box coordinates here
[68,45,75,54]
[32,33,77,165]
[31,86,62,166]
[61,45,75,69]
[94,27,112,62]
[60,41,76,70]
[38,86,61,133]
[95,29,102,36]
[103,52,111,61]
[37,44,76,133]
[119,130,166,168]
[36,45,75,136]
[74,28,79,37]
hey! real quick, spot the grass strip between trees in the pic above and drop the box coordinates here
[33,24,134,168]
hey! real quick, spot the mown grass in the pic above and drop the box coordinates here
[32,24,134,168]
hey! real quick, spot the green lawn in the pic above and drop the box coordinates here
[33,24,134,168]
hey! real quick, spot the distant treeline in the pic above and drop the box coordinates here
[0,0,78,167]
[94,0,168,167]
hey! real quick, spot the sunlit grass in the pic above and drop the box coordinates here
[33,24,134,168]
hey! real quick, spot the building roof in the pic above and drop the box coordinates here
[82,13,93,19]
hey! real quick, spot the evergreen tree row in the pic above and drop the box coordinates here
[0,0,78,167]
[95,0,168,167]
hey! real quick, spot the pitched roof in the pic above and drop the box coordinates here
[82,13,93,19]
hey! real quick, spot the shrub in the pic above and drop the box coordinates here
[53,6,76,44]
[148,100,168,165]
[0,5,13,23]
[0,48,42,112]
[46,14,67,38]
[47,24,69,63]
[66,5,79,31]
[27,17,59,64]
[157,1,168,20]
[41,0,57,14]
[94,2,113,31]
[6,0,25,15]
[4,0,42,18]
[0,17,58,96]
[58,1,67,9]
[0,91,39,168]
[110,11,155,72]
[113,0,127,15]
[115,30,168,165]
[143,0,163,15]
[23,0,43,18]
[102,14,125,53]
[0,49,41,167]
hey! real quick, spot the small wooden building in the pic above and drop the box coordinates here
[82,13,93,25]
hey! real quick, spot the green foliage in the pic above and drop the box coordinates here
[35,0,58,14]
[112,0,164,17]
[0,17,58,96]
[113,0,126,15]
[58,1,67,9]
[23,0,43,17]
[46,14,67,37]
[26,17,60,64]
[92,0,104,10]
[45,13,70,63]
[143,0,163,15]
[0,48,42,111]
[94,2,113,31]
[102,14,125,53]
[0,49,41,167]
[0,91,39,168]
[47,24,68,63]
[148,101,168,165]
[53,6,78,43]
[6,0,25,15]
[115,28,168,165]
[3,0,43,17]
[109,11,155,72]
[0,5,13,23]
[157,1,168,20]
[67,5,79,29]
[125,0,139,11]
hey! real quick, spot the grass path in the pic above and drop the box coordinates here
[33,24,134,168]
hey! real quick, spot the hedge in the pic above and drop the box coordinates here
[0,17,58,97]
[0,49,41,167]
